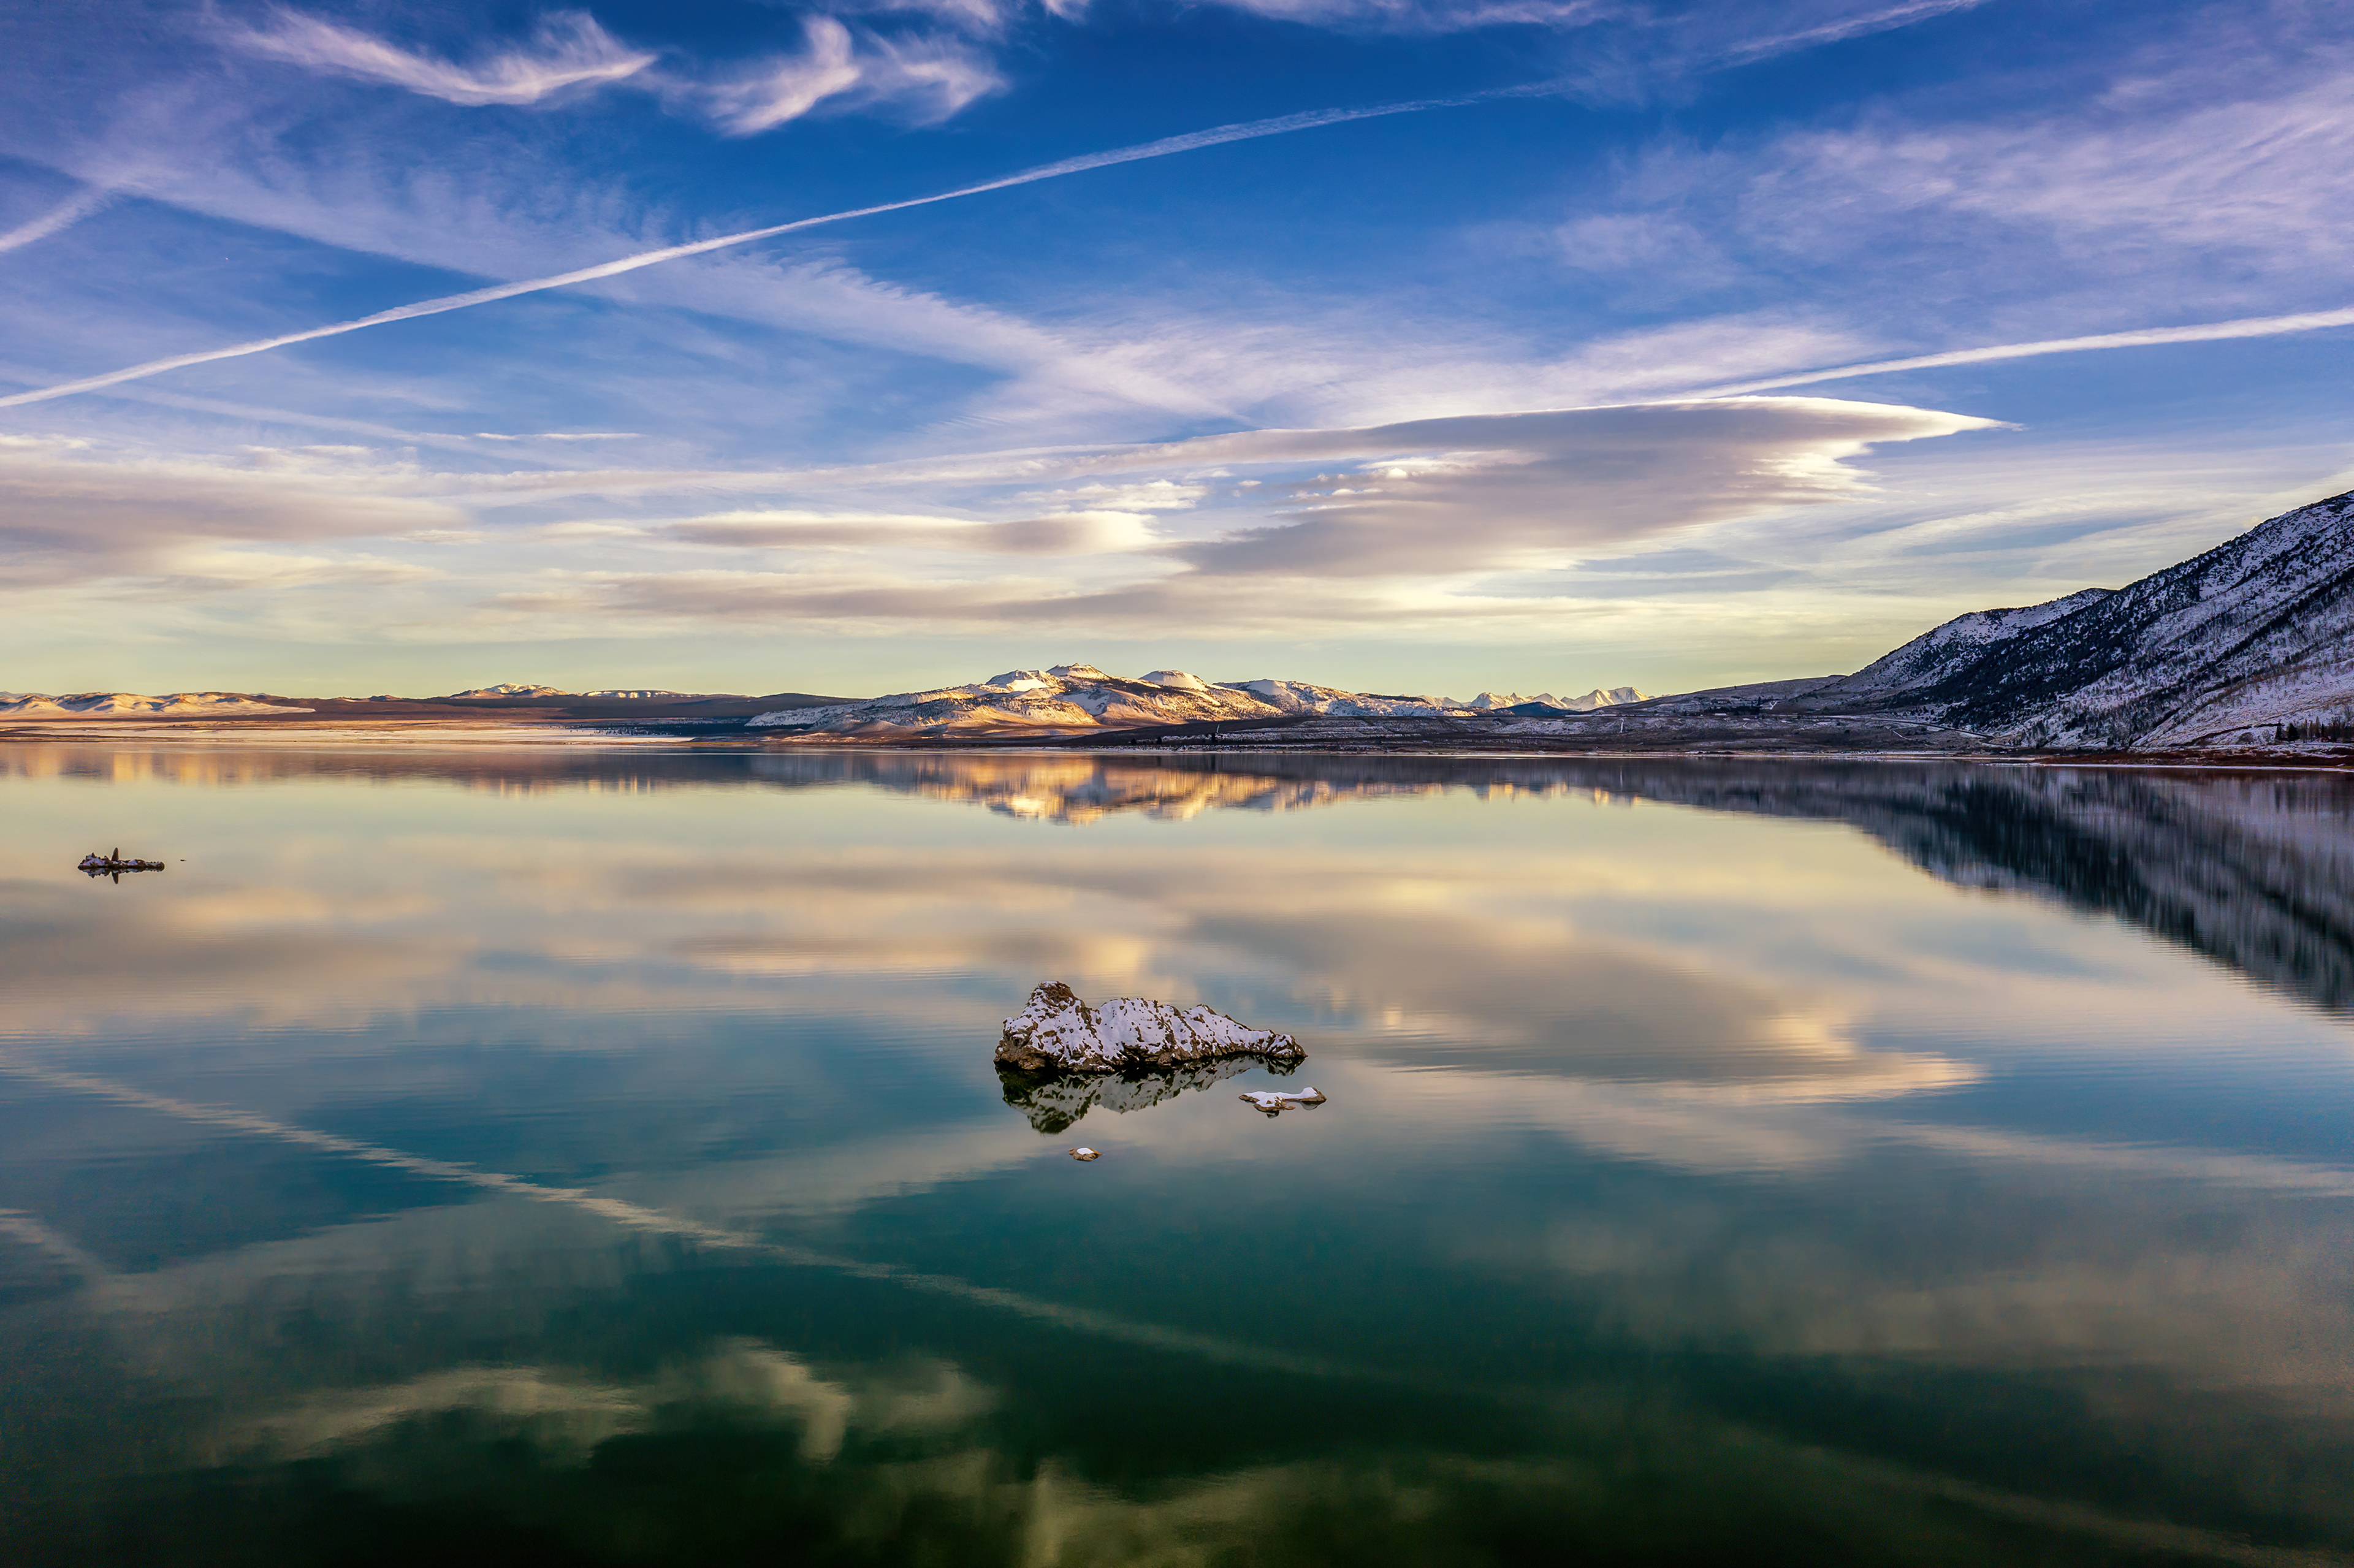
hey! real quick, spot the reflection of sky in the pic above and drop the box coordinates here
[6,747,2354,1559]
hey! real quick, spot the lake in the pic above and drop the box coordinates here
[4,745,2353,1566]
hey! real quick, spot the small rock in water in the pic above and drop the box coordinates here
[997,981,1303,1074]
[1068,1146,1102,1161]
[1240,1087,1327,1115]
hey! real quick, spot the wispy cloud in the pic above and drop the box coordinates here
[224,7,655,107]
[0,93,1501,411]
[693,17,1002,134]
[696,16,866,133]
[468,432,644,442]
[0,185,115,255]
[1698,305,2354,395]
[1197,0,1608,31]
[1713,0,1989,66]
[1739,69,2354,280]
[223,6,1000,134]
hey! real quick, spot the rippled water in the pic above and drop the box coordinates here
[5,745,2354,1566]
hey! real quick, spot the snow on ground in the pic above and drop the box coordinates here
[746,665,1642,738]
[0,692,314,718]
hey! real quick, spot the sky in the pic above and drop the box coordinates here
[2,0,2351,700]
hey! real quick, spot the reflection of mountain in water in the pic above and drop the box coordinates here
[754,752,1452,823]
[1579,761,2354,1013]
[12,744,2350,1014]
[804,753,2354,1016]
[1000,1056,1292,1133]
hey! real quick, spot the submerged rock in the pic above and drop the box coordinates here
[996,981,1303,1075]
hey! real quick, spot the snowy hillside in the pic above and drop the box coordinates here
[0,691,314,718]
[751,664,1653,737]
[1801,491,2354,748]
[444,684,695,699]
[748,664,1593,737]
[1827,590,2114,699]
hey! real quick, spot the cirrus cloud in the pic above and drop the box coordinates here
[223,8,657,107]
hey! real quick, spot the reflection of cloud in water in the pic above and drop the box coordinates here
[236,1340,988,1467]
[18,1040,2354,1556]
[202,1335,2346,1568]
[1,807,1978,1106]
[1186,902,1975,1101]
[15,743,2346,1018]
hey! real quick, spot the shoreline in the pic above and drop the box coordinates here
[2,719,2351,772]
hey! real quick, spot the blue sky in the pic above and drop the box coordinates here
[2,0,2350,698]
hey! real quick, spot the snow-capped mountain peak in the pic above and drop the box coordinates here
[746,665,1642,738]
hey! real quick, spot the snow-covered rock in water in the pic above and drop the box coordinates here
[1239,1087,1327,1113]
[0,691,314,718]
[996,981,1304,1073]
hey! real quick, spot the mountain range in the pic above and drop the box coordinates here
[0,691,314,718]
[9,492,2347,752]
[743,492,2350,749]
[745,666,1651,739]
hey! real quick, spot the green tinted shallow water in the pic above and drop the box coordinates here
[4,746,2354,1567]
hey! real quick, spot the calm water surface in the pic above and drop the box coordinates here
[4,746,2354,1566]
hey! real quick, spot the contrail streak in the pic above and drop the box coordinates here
[1701,305,2354,397]
[0,186,114,256]
[0,95,1500,411]
[1717,0,1988,65]
[0,1055,1376,1379]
